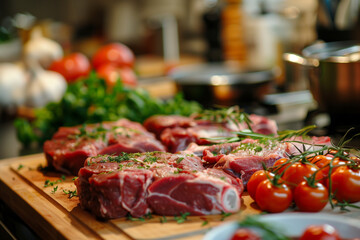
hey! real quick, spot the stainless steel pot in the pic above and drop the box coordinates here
[169,63,276,107]
[284,41,360,117]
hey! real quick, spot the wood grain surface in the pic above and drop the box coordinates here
[0,154,260,240]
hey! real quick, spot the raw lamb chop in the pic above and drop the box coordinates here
[75,152,244,219]
[44,119,165,175]
[200,136,332,186]
[147,113,278,153]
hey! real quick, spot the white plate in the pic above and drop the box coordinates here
[203,212,360,240]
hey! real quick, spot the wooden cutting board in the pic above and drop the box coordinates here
[0,154,262,240]
[2,154,360,239]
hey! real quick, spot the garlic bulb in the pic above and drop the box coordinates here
[24,27,63,69]
[0,63,28,108]
[26,66,67,108]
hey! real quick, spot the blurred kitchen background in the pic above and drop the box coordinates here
[1,0,360,158]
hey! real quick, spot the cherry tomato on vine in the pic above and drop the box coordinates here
[247,170,274,200]
[293,181,329,212]
[272,158,290,174]
[329,166,360,203]
[255,179,292,213]
[231,228,261,240]
[311,155,347,184]
[299,224,341,240]
[92,43,135,69]
[96,63,137,87]
[49,53,91,83]
[282,162,321,189]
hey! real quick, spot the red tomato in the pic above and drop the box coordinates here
[92,43,135,69]
[247,170,274,200]
[96,64,137,87]
[329,166,360,203]
[311,155,347,184]
[293,181,329,212]
[282,162,321,189]
[299,224,341,240]
[272,158,291,174]
[49,53,91,83]
[231,228,261,240]
[255,179,292,213]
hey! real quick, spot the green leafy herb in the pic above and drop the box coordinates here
[51,186,58,194]
[127,215,145,222]
[44,175,66,187]
[63,189,78,198]
[176,157,184,164]
[220,211,232,221]
[174,212,190,224]
[14,73,202,145]
[17,164,24,170]
[160,216,167,223]
[201,219,209,226]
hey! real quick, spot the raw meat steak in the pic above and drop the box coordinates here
[202,139,288,185]
[147,169,242,216]
[75,152,243,219]
[44,119,165,175]
[160,125,237,153]
[143,115,195,137]
[200,136,332,186]
[156,113,278,153]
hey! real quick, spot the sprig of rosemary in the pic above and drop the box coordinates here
[193,106,253,131]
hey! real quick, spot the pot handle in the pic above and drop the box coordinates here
[283,53,320,67]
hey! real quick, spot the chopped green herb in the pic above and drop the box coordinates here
[174,212,190,224]
[63,189,78,198]
[144,212,153,219]
[160,216,167,223]
[51,186,58,194]
[144,156,158,164]
[176,157,184,164]
[220,211,232,221]
[44,175,65,187]
[17,164,24,170]
[201,219,209,226]
[127,215,145,222]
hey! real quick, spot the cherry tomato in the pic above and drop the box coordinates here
[282,162,321,189]
[311,155,347,184]
[255,179,292,213]
[231,228,261,240]
[272,158,291,174]
[293,181,329,212]
[96,64,137,87]
[329,166,360,203]
[92,43,135,69]
[247,170,274,200]
[49,53,91,83]
[299,224,341,240]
